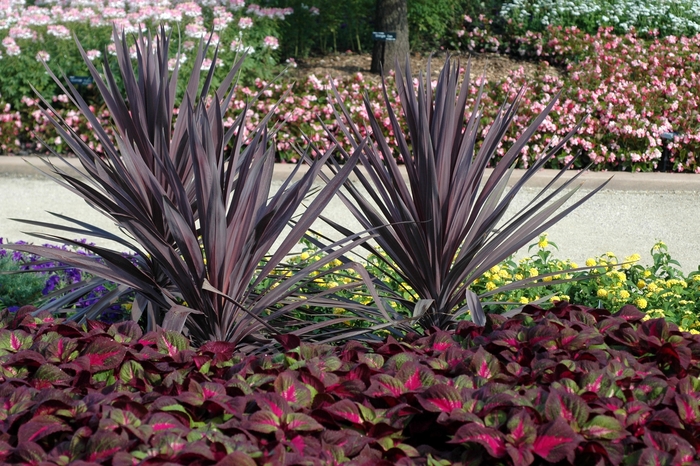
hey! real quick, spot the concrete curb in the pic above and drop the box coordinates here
[2,155,700,191]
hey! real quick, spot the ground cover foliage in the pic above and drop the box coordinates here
[0,302,699,465]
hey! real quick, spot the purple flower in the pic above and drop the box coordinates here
[43,275,61,295]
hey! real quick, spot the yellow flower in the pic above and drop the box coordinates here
[585,258,596,267]
[333,308,346,315]
[597,289,608,298]
[543,276,553,282]
[519,296,529,304]
[529,268,539,278]
[499,270,510,279]
[570,262,578,269]
[327,281,339,289]
[652,241,666,252]
[515,273,524,280]
[619,290,630,299]
[634,297,648,309]
[485,281,497,291]
[300,251,310,261]
[490,265,501,274]
[637,279,646,289]
[647,283,658,293]
[538,236,549,248]
[560,295,570,301]
[643,270,652,277]
[331,259,343,268]
[551,296,561,303]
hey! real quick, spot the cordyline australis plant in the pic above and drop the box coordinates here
[5,27,396,352]
[322,56,610,331]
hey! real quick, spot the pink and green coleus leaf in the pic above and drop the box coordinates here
[108,320,143,344]
[504,410,538,466]
[283,413,324,432]
[416,384,463,413]
[675,393,700,423]
[0,329,32,353]
[365,374,407,397]
[544,388,590,429]
[85,430,128,462]
[33,363,72,384]
[274,371,313,409]
[119,360,145,385]
[469,346,501,379]
[157,330,191,356]
[45,337,79,363]
[247,410,280,433]
[632,377,669,406]
[450,423,507,458]
[532,417,581,463]
[581,415,628,441]
[396,361,435,390]
[325,399,364,425]
[81,337,127,371]
[17,414,71,444]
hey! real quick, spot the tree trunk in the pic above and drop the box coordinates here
[370,0,409,74]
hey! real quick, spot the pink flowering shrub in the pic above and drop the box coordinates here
[3,25,700,172]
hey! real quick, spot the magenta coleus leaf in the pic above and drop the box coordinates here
[17,414,71,444]
[147,412,187,433]
[82,337,127,371]
[416,384,463,413]
[451,423,507,458]
[85,430,128,462]
[325,399,364,425]
[532,418,580,463]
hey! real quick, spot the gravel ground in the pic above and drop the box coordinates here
[2,159,699,274]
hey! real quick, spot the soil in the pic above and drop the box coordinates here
[287,50,562,84]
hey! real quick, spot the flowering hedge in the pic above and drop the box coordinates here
[1,3,700,171]
[0,0,289,110]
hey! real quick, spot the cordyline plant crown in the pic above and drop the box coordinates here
[321,56,610,330]
[4,27,398,352]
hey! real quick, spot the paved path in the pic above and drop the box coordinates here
[2,156,699,273]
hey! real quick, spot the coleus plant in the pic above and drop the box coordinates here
[0,302,698,464]
[320,56,611,330]
[3,27,398,351]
